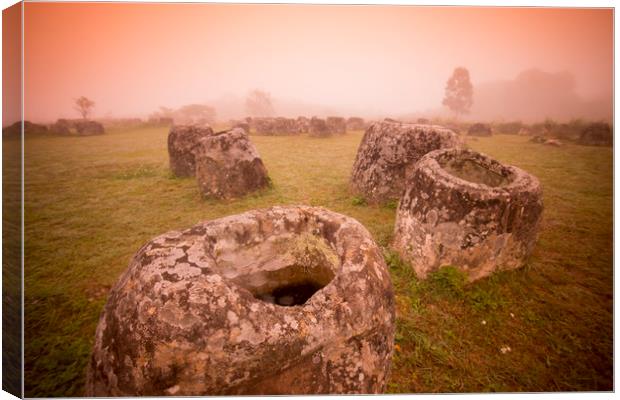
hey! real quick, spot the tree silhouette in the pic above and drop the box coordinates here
[74,96,95,119]
[442,67,473,118]
[245,89,275,117]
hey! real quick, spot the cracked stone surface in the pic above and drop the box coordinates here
[350,120,462,204]
[194,128,269,199]
[393,148,543,281]
[167,124,214,177]
[86,205,395,396]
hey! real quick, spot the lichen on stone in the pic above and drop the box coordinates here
[86,206,395,396]
[393,148,543,281]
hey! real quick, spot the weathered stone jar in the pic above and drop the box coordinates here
[168,124,214,177]
[326,116,346,134]
[350,120,462,204]
[393,148,543,281]
[86,206,395,396]
[309,117,331,137]
[194,128,270,199]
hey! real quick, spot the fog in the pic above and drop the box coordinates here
[10,3,612,126]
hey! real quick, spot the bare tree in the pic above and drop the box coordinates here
[245,89,275,117]
[74,96,95,119]
[442,67,473,118]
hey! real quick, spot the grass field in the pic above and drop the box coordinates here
[21,126,612,396]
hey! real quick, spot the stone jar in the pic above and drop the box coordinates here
[326,117,346,134]
[194,128,270,199]
[309,117,331,137]
[167,124,214,177]
[86,206,395,396]
[350,120,462,204]
[393,148,543,281]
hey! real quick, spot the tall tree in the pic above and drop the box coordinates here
[442,67,473,118]
[74,96,95,119]
[245,89,275,117]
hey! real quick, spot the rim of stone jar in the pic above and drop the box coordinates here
[193,206,375,311]
[374,119,457,133]
[417,148,540,195]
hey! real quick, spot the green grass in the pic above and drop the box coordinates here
[21,128,612,396]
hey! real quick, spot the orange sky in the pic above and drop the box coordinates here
[3,2,20,127]
[20,3,613,123]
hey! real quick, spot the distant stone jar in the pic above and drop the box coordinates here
[346,117,366,131]
[309,117,331,137]
[326,117,346,134]
[350,120,462,204]
[578,122,612,146]
[194,128,269,199]
[85,206,395,396]
[467,123,492,137]
[168,124,214,177]
[393,148,543,281]
[74,120,105,135]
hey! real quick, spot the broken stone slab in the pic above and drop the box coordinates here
[194,128,270,199]
[85,205,395,396]
[393,148,543,281]
[167,124,215,177]
[350,120,462,204]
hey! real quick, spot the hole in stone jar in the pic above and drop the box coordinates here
[256,281,327,306]
[439,156,513,187]
[212,232,340,307]
[235,262,336,307]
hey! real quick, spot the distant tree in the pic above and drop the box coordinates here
[176,104,217,124]
[442,67,473,118]
[245,89,275,117]
[74,96,95,119]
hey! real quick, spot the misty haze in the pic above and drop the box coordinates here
[3,4,612,125]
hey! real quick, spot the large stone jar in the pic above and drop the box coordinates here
[350,120,462,204]
[393,148,543,281]
[86,206,395,396]
[194,128,270,199]
[167,124,214,177]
